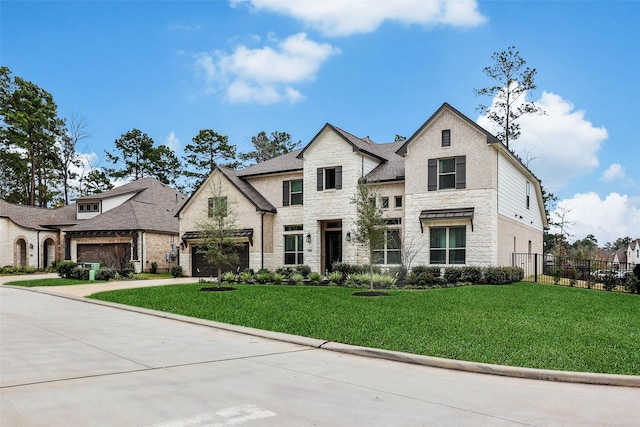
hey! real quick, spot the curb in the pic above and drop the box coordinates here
[7,285,640,388]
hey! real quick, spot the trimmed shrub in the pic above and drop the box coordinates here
[69,266,90,280]
[411,265,442,279]
[624,273,640,294]
[170,265,183,278]
[461,266,483,283]
[602,272,619,292]
[95,268,117,281]
[483,266,524,285]
[150,261,158,274]
[444,267,463,283]
[388,266,407,282]
[56,261,78,279]
[332,262,365,276]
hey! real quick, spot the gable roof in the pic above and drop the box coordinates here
[297,123,387,162]
[218,166,277,213]
[396,102,500,156]
[66,178,186,234]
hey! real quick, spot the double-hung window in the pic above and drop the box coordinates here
[317,166,342,191]
[429,226,466,264]
[428,156,466,191]
[283,179,303,206]
[284,225,304,265]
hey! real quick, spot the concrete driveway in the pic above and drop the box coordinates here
[1,280,640,426]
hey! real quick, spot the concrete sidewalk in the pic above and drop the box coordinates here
[3,285,640,426]
[2,274,640,388]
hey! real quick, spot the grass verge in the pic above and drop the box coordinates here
[6,278,93,287]
[89,282,640,375]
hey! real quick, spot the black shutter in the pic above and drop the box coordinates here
[455,156,466,189]
[282,180,290,206]
[335,166,342,189]
[317,168,323,191]
[428,159,437,191]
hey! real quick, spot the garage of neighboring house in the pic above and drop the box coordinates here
[77,243,131,270]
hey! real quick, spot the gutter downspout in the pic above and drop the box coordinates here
[261,212,265,270]
[37,230,41,269]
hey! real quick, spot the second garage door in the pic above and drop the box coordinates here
[191,243,249,277]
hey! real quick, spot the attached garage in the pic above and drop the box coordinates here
[77,243,131,270]
[191,243,249,277]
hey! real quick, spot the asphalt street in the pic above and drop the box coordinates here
[1,282,640,426]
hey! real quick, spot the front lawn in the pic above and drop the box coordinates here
[6,278,93,287]
[90,282,640,375]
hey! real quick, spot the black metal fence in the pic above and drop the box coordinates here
[512,253,637,292]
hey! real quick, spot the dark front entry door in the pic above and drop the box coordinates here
[325,231,342,272]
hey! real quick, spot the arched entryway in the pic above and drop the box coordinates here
[43,238,56,269]
[15,239,27,267]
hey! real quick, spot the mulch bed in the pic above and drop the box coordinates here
[200,286,237,292]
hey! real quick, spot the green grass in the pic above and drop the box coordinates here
[90,282,640,375]
[6,278,93,287]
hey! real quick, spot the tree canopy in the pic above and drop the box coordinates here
[183,129,238,193]
[239,130,300,165]
[1,66,61,207]
[475,46,544,150]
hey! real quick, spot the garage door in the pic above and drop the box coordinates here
[77,243,131,270]
[191,243,249,277]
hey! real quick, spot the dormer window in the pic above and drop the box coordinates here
[78,202,100,213]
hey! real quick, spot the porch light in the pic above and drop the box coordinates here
[306,233,311,243]
[346,232,351,242]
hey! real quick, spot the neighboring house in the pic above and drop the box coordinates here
[610,239,640,271]
[0,200,75,269]
[177,103,548,277]
[0,177,186,272]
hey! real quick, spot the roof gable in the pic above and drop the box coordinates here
[396,102,500,156]
[297,123,387,162]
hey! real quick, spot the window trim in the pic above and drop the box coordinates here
[284,224,304,265]
[429,226,466,265]
[394,196,402,209]
[428,156,465,191]
[317,166,342,191]
[441,129,451,147]
[283,179,303,206]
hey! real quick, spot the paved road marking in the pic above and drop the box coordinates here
[150,404,277,427]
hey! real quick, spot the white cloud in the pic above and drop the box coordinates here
[165,132,180,152]
[477,91,608,191]
[194,32,338,104]
[551,192,640,244]
[231,0,487,36]
[600,163,626,183]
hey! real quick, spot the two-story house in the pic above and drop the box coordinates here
[1,177,186,272]
[177,103,547,277]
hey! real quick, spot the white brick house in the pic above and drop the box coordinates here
[177,103,547,276]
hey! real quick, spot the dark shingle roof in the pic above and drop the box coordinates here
[66,178,186,233]
[218,167,277,213]
[237,149,303,177]
[0,199,76,230]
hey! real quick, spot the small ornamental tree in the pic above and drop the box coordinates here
[351,178,386,291]
[196,173,244,288]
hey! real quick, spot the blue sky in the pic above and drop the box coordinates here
[2,0,639,245]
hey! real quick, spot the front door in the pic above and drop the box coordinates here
[325,231,342,272]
